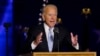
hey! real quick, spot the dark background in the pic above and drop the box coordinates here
[14,0,100,56]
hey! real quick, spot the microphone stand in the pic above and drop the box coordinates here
[57,33,59,52]
[54,27,59,52]
[54,27,60,52]
[4,23,11,56]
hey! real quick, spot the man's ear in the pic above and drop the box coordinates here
[42,14,45,21]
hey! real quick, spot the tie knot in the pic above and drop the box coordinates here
[48,27,54,38]
[49,28,52,30]
[49,28,52,32]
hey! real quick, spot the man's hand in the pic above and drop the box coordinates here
[33,32,43,46]
[70,32,78,46]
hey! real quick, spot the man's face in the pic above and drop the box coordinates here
[42,7,57,27]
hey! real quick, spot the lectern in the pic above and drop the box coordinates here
[33,52,96,56]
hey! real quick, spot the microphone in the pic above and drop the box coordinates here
[4,23,11,31]
[54,27,59,34]
[54,27,59,52]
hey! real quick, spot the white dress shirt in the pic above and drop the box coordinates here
[31,23,54,50]
[31,23,79,50]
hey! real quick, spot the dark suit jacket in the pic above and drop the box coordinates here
[26,24,80,52]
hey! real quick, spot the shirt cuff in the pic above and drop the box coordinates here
[73,43,79,50]
[31,41,37,50]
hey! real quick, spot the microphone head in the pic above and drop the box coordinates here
[54,27,59,33]
[3,23,11,28]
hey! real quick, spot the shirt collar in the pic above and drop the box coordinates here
[44,23,54,32]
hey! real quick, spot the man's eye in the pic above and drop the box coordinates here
[48,14,52,16]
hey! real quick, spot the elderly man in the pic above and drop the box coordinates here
[28,4,80,52]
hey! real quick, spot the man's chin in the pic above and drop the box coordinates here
[46,23,56,27]
[49,25,55,27]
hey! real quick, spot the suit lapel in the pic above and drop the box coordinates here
[52,32,59,52]
[41,25,49,51]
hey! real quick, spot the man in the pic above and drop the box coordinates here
[28,4,80,52]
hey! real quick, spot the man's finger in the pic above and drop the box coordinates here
[39,32,43,37]
[38,37,42,41]
[75,35,78,37]
[37,32,43,38]
[39,40,42,43]
[70,32,74,38]
[75,35,78,40]
[38,32,43,41]
[40,32,43,35]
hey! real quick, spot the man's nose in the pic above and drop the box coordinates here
[51,18,54,20]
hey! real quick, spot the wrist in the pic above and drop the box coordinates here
[72,43,78,46]
[33,41,38,46]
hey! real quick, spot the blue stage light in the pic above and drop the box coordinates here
[0,0,13,56]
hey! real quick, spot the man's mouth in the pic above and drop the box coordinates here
[50,21,55,22]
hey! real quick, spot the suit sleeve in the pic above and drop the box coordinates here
[61,27,80,51]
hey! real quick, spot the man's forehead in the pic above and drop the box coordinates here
[43,4,57,12]
[45,5,57,9]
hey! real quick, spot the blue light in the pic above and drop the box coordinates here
[0,0,13,56]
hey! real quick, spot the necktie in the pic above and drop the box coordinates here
[48,28,54,52]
